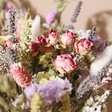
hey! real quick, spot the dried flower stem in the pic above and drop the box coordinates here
[71,1,83,23]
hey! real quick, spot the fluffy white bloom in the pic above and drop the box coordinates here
[90,45,112,76]
[31,15,41,41]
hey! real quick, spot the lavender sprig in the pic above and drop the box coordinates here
[71,1,83,23]
[6,48,18,64]
[0,45,9,73]
[8,8,16,34]
[89,26,96,40]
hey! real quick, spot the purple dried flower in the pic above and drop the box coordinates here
[5,2,14,11]
[24,83,38,100]
[37,78,72,104]
[46,9,58,26]
[24,78,72,105]
[93,40,109,57]
[71,1,83,23]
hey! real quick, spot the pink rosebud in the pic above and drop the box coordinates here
[10,63,31,88]
[75,38,93,55]
[46,9,58,26]
[47,29,59,45]
[53,54,78,74]
[61,30,76,46]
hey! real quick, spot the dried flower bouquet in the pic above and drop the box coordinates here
[0,0,112,112]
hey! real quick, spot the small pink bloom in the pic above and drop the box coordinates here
[10,63,31,88]
[61,30,76,46]
[46,9,58,26]
[47,29,59,45]
[75,38,93,55]
[53,54,78,74]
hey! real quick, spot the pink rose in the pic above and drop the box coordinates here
[53,54,78,74]
[29,35,54,56]
[75,38,93,55]
[47,29,59,45]
[61,30,76,46]
[29,35,48,52]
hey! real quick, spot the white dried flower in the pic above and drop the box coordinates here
[31,15,41,41]
[90,45,112,76]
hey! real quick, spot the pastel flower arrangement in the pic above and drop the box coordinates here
[0,0,112,112]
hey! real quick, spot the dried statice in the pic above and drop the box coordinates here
[76,75,96,98]
[24,78,72,105]
[71,1,83,23]
[8,8,16,34]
